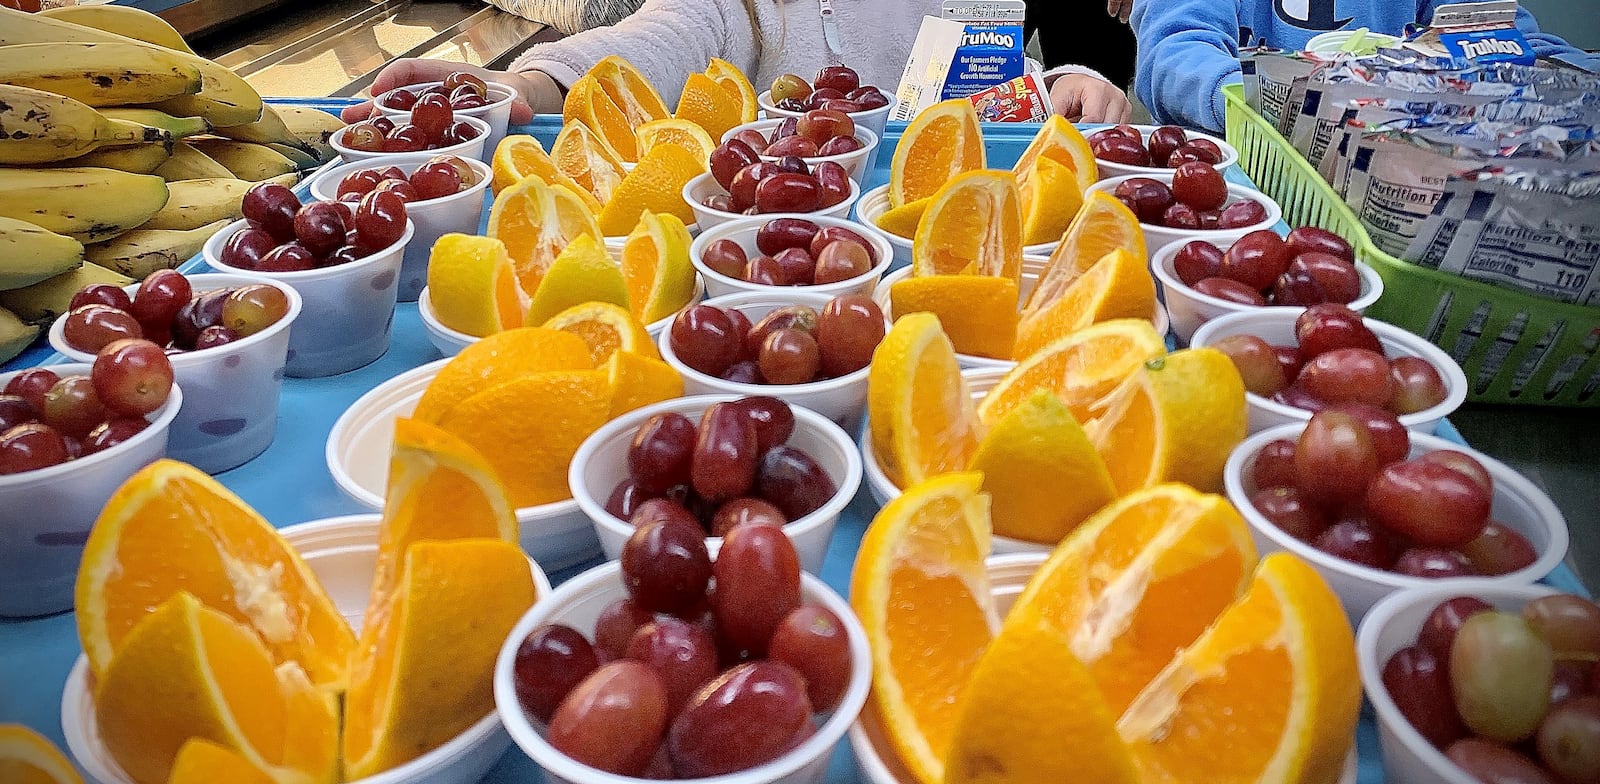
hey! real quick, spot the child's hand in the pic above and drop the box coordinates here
[1049,74,1132,124]
[340,60,542,124]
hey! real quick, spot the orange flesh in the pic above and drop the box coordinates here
[194,608,288,765]
[912,348,977,478]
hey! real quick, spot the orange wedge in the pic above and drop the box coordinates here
[563,74,638,162]
[977,318,1167,427]
[343,539,537,779]
[888,274,1018,360]
[851,472,997,784]
[1119,553,1360,784]
[636,118,718,165]
[551,122,627,205]
[1027,191,1146,312]
[426,233,524,337]
[489,134,604,213]
[911,170,1023,280]
[888,99,984,208]
[866,313,982,489]
[596,142,703,237]
[413,327,594,423]
[1007,484,1258,716]
[590,55,670,127]
[524,234,630,326]
[540,300,660,365]
[603,350,684,418]
[968,391,1116,545]
[167,740,274,784]
[621,210,697,323]
[75,460,356,689]
[1014,247,1157,360]
[1012,115,1098,195]
[874,196,931,239]
[94,592,339,784]
[1019,155,1083,247]
[1086,348,1247,495]
[704,58,759,123]
[0,725,83,784]
[486,174,602,298]
[675,71,745,145]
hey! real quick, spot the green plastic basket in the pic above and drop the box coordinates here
[1222,83,1600,406]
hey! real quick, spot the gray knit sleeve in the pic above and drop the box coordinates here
[485,0,647,36]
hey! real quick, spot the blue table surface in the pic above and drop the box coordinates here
[0,109,1585,783]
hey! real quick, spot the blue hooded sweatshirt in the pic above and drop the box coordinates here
[1132,0,1599,132]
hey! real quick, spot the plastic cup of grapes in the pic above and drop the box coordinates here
[373,73,517,157]
[1151,227,1384,344]
[759,65,897,141]
[1190,305,1468,435]
[49,271,299,475]
[1086,123,1239,180]
[309,152,493,301]
[1223,416,1569,623]
[1357,581,1600,784]
[61,513,553,784]
[1087,171,1282,260]
[689,215,893,300]
[568,394,863,575]
[492,522,872,784]
[205,181,414,378]
[721,117,880,185]
[0,353,183,618]
[684,158,860,232]
[331,112,491,165]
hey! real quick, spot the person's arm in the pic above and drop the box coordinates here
[1041,64,1133,123]
[1130,0,1242,132]
[485,0,646,37]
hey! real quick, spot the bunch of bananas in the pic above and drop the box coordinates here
[0,4,347,362]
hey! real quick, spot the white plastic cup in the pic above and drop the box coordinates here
[1150,236,1384,345]
[1224,424,1570,623]
[683,173,859,232]
[330,115,491,165]
[568,395,863,574]
[494,560,872,784]
[1086,174,1282,261]
[757,89,897,142]
[688,214,893,300]
[49,273,300,475]
[308,154,493,302]
[0,364,182,618]
[1307,29,1403,55]
[1085,124,1240,180]
[721,118,880,185]
[374,81,517,160]
[60,514,552,784]
[1190,307,1468,434]
[205,218,410,378]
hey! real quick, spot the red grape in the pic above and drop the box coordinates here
[620,519,712,614]
[756,173,822,213]
[768,605,852,711]
[5,369,58,413]
[1295,304,1382,360]
[549,661,667,776]
[42,375,107,437]
[1294,411,1378,505]
[818,135,863,156]
[1312,517,1395,569]
[1112,178,1174,224]
[1414,450,1493,495]
[1250,438,1298,489]
[256,243,317,272]
[410,92,453,139]
[626,618,719,718]
[595,598,656,661]
[62,304,141,353]
[628,412,697,494]
[1193,277,1267,305]
[0,395,35,433]
[1394,548,1475,578]
[1250,486,1328,541]
[220,284,289,337]
[1382,644,1465,748]
[813,240,871,284]
[765,135,818,158]
[630,498,702,534]
[1171,162,1227,210]
[220,227,277,270]
[732,396,794,453]
[340,122,384,152]
[241,182,300,242]
[194,325,239,349]
[1366,458,1492,547]
[1213,334,1286,396]
[1462,521,1538,577]
[338,168,385,199]
[1420,596,1494,659]
[775,155,808,175]
[728,162,779,211]
[410,161,463,200]
[1172,241,1224,286]
[771,247,816,285]
[1536,696,1600,782]
[1288,252,1361,304]
[1551,660,1592,708]
[382,87,418,110]
[70,283,132,313]
[809,226,875,262]
[383,123,429,153]
[670,306,743,377]
[816,295,885,377]
[1272,268,1324,307]
[82,417,148,456]
[1523,596,1600,660]
[758,328,820,385]
[691,402,759,503]
[1285,226,1354,262]
[700,239,748,279]
[355,189,408,250]
[815,161,850,207]
[443,71,489,96]
[439,119,478,146]
[606,479,650,521]
[1147,126,1187,165]
[747,306,818,355]
[668,661,813,778]
[1093,136,1150,166]
[1273,384,1330,414]
[1273,345,1304,381]
[1295,348,1395,407]
[814,65,860,92]
[710,497,787,536]
[0,422,69,474]
[514,624,600,723]
[92,339,173,416]
[1220,231,1291,290]
[744,255,785,285]
[1217,199,1269,229]
[1390,356,1450,414]
[292,201,348,257]
[712,524,801,655]
[1323,402,1408,466]
[757,444,836,520]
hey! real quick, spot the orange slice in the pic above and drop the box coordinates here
[426,233,524,337]
[874,196,931,239]
[888,274,1018,360]
[704,58,759,124]
[596,142,704,237]
[1007,484,1258,716]
[604,350,684,418]
[489,134,604,213]
[343,539,537,779]
[636,118,718,165]
[866,313,982,489]
[590,55,670,127]
[1086,348,1248,495]
[911,170,1023,280]
[1119,553,1360,784]
[1019,156,1083,247]
[486,174,603,298]
[888,99,984,208]
[412,326,594,424]
[977,318,1167,427]
[540,300,660,365]
[94,592,339,784]
[524,234,630,326]
[563,74,638,162]
[1014,247,1157,360]
[851,472,997,784]
[674,71,746,146]
[1012,115,1098,195]
[0,725,83,784]
[167,740,274,784]
[967,391,1116,545]
[1026,191,1146,312]
[75,460,356,689]
[621,210,697,323]
[551,122,627,205]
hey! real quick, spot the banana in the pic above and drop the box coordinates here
[188,140,297,181]
[39,4,197,54]
[0,306,40,364]
[0,85,170,165]
[142,177,251,230]
[275,105,345,148]
[213,104,319,158]
[265,143,322,170]
[0,42,202,107]
[153,141,234,181]
[99,108,209,139]
[54,143,173,175]
[0,6,263,128]
[0,262,133,324]
[85,218,229,279]
[0,216,83,290]
[0,167,169,243]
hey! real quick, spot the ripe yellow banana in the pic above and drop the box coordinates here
[0,305,40,364]
[214,104,319,158]
[55,143,173,175]
[142,177,252,230]
[0,216,84,290]
[0,6,263,128]
[274,105,343,151]
[39,4,197,54]
[85,218,230,279]
[0,42,202,107]
[99,108,209,139]
[0,84,170,165]
[0,261,133,324]
[0,167,170,243]
[153,141,234,181]
[188,140,298,181]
